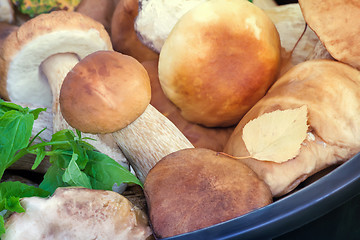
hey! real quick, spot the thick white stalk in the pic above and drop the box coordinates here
[113,104,194,182]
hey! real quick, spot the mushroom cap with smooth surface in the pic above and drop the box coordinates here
[144,148,272,238]
[158,0,281,127]
[298,0,360,69]
[60,50,151,134]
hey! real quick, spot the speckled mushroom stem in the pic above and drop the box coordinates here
[113,104,194,182]
[41,53,129,170]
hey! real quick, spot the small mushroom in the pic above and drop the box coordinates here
[298,0,360,70]
[3,187,152,240]
[0,11,129,171]
[59,50,194,182]
[144,148,272,238]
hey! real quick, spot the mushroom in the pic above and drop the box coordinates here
[0,11,129,172]
[59,50,194,182]
[298,0,360,70]
[0,0,14,23]
[134,0,278,53]
[142,59,234,152]
[224,59,360,197]
[3,187,152,240]
[158,0,281,127]
[144,148,272,238]
[111,0,158,62]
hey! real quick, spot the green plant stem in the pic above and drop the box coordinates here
[9,140,72,168]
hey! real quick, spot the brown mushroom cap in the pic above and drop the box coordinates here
[298,0,360,69]
[144,148,272,238]
[60,50,151,134]
[158,0,281,127]
[3,187,152,240]
[0,10,112,107]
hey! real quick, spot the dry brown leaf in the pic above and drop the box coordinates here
[242,105,308,163]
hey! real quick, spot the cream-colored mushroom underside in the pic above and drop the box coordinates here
[7,29,109,107]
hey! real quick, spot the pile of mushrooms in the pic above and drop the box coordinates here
[0,10,129,174]
[3,0,360,239]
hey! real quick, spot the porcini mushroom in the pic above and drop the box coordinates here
[144,148,272,238]
[298,0,360,70]
[3,187,152,240]
[59,50,193,182]
[0,11,129,170]
[134,0,279,53]
[224,60,360,197]
[158,0,281,127]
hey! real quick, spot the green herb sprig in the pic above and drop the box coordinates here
[0,99,142,236]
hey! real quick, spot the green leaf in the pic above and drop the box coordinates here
[29,107,46,120]
[84,151,143,190]
[0,182,50,203]
[0,215,5,237]
[31,147,46,170]
[50,129,74,151]
[39,165,67,194]
[64,130,89,170]
[5,196,24,212]
[0,111,34,178]
[62,154,92,189]
[0,99,28,115]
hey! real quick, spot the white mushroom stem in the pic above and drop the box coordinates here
[113,104,194,182]
[41,53,129,170]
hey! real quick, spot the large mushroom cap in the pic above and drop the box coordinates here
[145,148,272,238]
[298,0,360,69]
[224,59,360,197]
[3,187,152,240]
[60,50,151,134]
[158,0,281,127]
[0,10,112,107]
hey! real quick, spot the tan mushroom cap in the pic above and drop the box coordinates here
[60,50,151,134]
[144,148,272,238]
[3,187,152,240]
[158,0,281,127]
[224,59,360,197]
[0,10,112,106]
[298,0,360,69]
